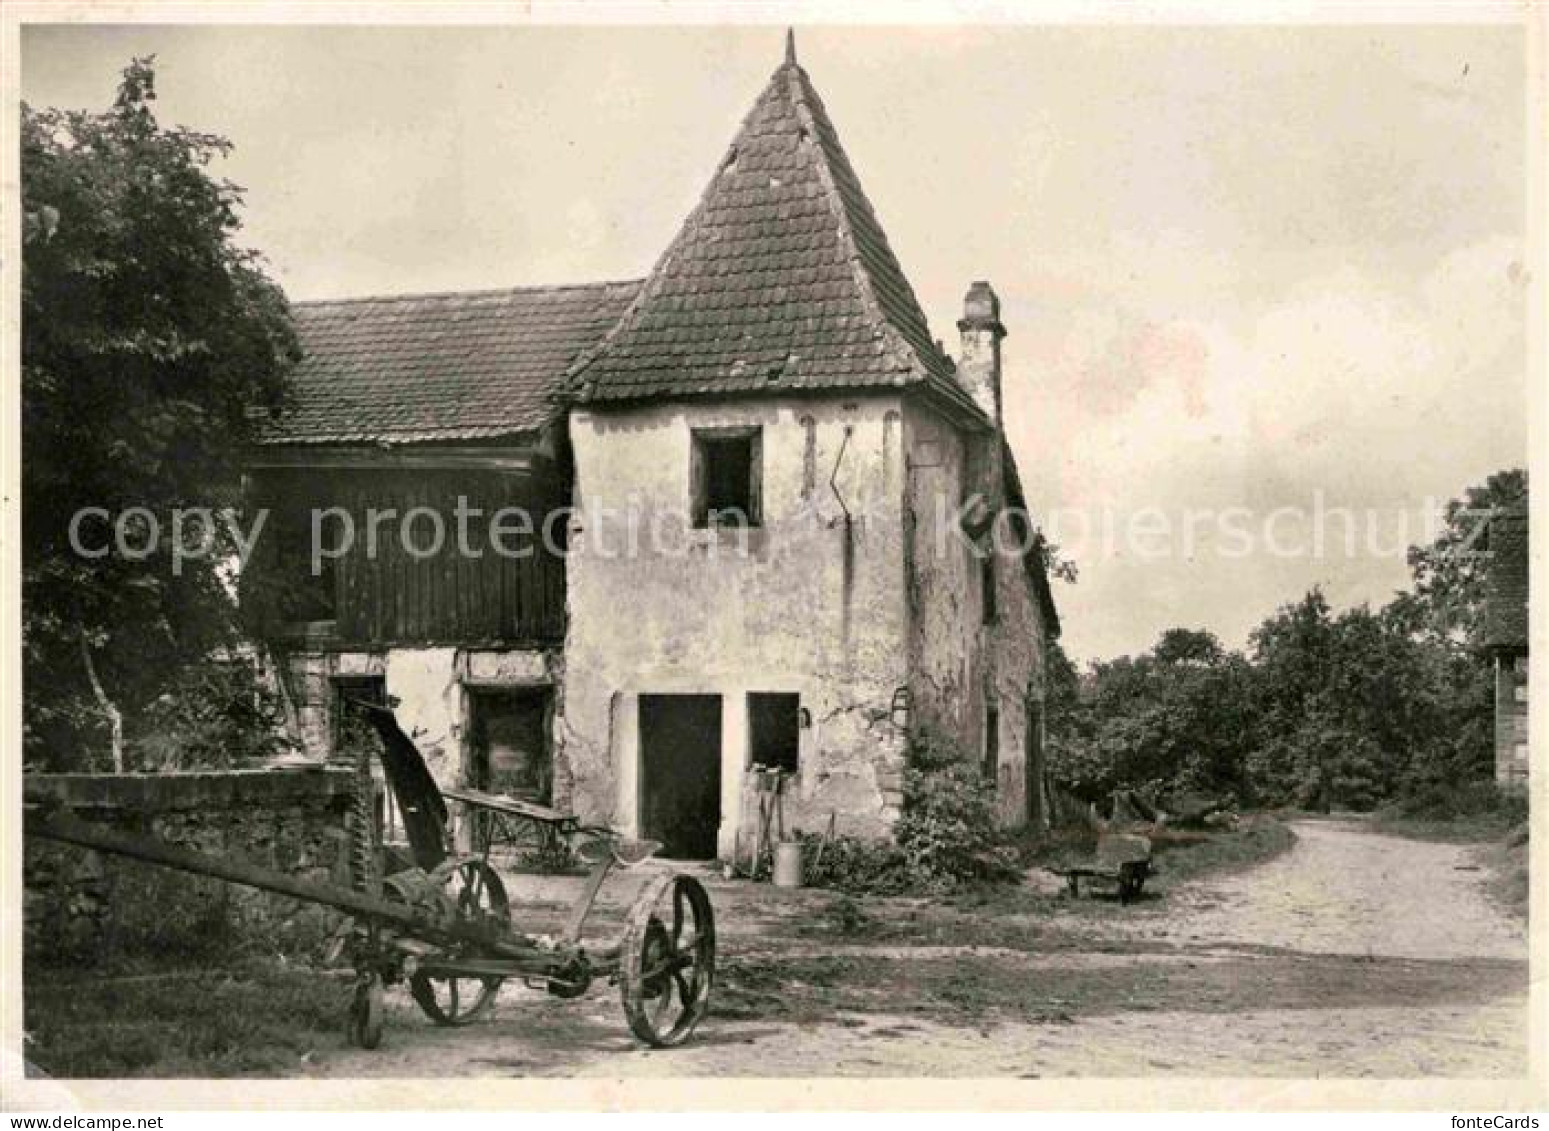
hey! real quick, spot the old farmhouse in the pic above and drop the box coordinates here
[247,39,1061,858]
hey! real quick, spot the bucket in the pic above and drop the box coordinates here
[772,840,804,888]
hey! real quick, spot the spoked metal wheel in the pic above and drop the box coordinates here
[619,873,715,1048]
[409,860,510,1026]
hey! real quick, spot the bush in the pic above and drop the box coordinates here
[1390,778,1528,824]
[131,656,295,772]
[802,729,1012,895]
[893,729,1010,889]
[799,832,908,895]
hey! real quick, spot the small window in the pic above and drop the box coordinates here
[748,692,800,773]
[692,427,762,527]
[333,676,386,751]
[983,704,999,785]
[981,553,997,624]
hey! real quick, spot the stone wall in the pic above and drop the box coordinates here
[24,768,353,966]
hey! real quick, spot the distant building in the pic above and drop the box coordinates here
[1486,502,1528,789]
[245,38,1060,856]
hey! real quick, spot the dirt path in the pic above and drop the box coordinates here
[307,818,1528,1078]
[1107,818,1526,962]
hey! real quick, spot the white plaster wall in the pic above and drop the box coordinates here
[564,395,912,857]
[382,648,464,785]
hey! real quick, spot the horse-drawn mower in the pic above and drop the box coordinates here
[23,702,715,1051]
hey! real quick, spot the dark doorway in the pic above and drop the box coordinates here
[639,694,722,859]
[467,688,552,803]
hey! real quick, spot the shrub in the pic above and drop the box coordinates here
[799,832,908,895]
[1391,777,1528,824]
[130,656,295,772]
[893,729,1008,889]
[801,729,1011,895]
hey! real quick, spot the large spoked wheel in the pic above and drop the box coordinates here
[619,873,715,1048]
[409,860,509,1026]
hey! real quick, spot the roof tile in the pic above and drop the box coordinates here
[258,281,641,445]
[565,60,986,427]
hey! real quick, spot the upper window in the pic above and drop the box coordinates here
[692,426,762,527]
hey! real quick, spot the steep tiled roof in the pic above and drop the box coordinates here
[567,58,988,429]
[259,281,641,445]
[1488,504,1528,651]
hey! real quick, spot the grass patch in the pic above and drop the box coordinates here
[1372,808,1526,843]
[24,959,346,1077]
[1013,811,1296,886]
[790,815,1297,953]
[1146,813,1296,885]
[1478,836,1530,920]
[1372,784,1527,843]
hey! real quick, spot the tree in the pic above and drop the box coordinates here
[1390,467,1527,647]
[1046,628,1257,806]
[22,58,299,771]
[1248,593,1438,809]
[1152,627,1225,667]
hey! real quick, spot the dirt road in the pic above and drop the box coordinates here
[308,818,1528,1078]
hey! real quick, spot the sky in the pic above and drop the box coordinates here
[21,22,1529,662]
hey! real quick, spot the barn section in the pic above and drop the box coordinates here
[246,459,567,644]
[245,281,639,794]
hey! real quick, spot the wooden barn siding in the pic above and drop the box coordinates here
[256,468,567,646]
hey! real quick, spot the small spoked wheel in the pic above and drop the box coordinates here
[409,860,509,1026]
[347,972,384,1049]
[620,873,715,1048]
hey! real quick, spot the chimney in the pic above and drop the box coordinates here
[957,280,1005,428]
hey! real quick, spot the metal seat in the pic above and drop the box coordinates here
[611,838,663,867]
[576,835,662,867]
